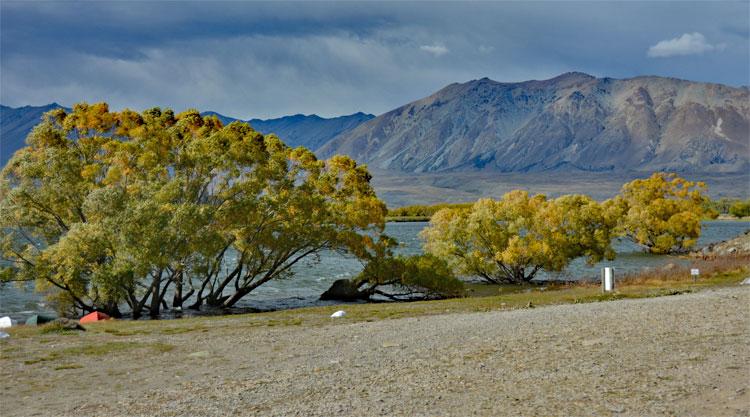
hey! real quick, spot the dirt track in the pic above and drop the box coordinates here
[2,286,749,416]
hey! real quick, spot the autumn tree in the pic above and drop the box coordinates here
[614,173,711,254]
[420,191,618,284]
[0,103,387,318]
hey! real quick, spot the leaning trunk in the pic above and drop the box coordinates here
[219,289,251,309]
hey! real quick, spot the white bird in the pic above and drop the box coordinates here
[330,310,346,318]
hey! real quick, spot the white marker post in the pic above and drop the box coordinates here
[691,268,700,283]
[602,267,615,292]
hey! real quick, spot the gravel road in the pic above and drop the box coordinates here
[3,286,749,416]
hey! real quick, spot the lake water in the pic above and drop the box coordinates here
[1,220,748,320]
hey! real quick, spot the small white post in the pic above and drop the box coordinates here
[602,267,615,292]
[690,268,700,283]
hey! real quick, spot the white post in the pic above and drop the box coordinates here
[690,268,700,283]
[602,267,614,292]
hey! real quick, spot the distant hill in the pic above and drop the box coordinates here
[319,72,750,174]
[0,105,373,166]
[201,111,375,151]
[248,113,374,151]
[1,103,65,165]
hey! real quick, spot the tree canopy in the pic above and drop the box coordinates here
[614,172,711,254]
[420,191,618,284]
[0,103,387,318]
[729,200,750,218]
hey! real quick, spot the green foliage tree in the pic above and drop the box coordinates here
[420,191,618,284]
[703,197,736,217]
[320,234,464,301]
[614,173,711,254]
[353,253,464,300]
[729,200,750,218]
[0,103,387,318]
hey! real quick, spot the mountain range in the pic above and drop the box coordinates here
[320,72,749,174]
[2,72,749,188]
[200,111,374,151]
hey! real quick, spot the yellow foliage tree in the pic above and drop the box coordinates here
[420,191,618,284]
[0,103,388,318]
[614,173,710,254]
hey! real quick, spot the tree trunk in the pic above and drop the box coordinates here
[149,280,161,317]
[172,272,183,308]
[206,293,230,307]
[187,297,203,310]
[102,301,122,318]
[86,302,121,319]
[219,290,247,308]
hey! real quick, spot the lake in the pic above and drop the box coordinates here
[1,220,748,320]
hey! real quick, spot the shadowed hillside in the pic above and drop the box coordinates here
[1,103,65,165]
[200,111,374,150]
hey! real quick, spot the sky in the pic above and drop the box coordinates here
[1,1,749,119]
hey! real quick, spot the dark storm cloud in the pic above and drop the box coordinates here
[1,1,748,118]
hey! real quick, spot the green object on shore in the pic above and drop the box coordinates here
[25,314,55,326]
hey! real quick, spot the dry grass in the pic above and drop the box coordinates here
[619,254,750,286]
[18,341,176,365]
[38,321,81,335]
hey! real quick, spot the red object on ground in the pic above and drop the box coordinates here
[79,311,111,324]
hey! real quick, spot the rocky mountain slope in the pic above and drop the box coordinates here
[1,103,65,165]
[319,73,750,173]
[0,105,373,166]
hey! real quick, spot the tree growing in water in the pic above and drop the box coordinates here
[0,103,388,318]
[420,191,618,284]
[614,172,711,254]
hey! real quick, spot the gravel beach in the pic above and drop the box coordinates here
[2,286,749,417]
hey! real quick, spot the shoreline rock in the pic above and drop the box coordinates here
[691,229,750,258]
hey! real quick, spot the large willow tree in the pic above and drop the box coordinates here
[614,172,711,254]
[421,191,619,284]
[0,103,387,318]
